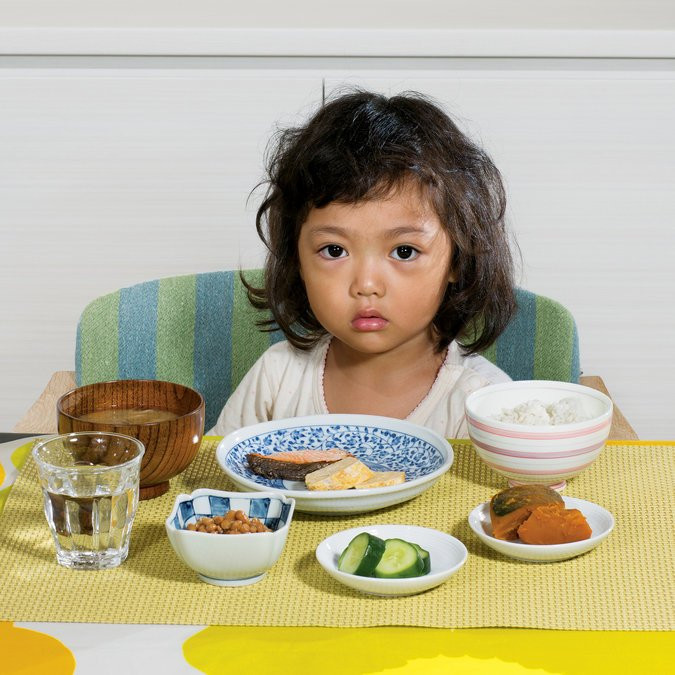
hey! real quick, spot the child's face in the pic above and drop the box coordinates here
[298,182,453,358]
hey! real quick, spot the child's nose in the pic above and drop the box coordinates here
[350,260,385,297]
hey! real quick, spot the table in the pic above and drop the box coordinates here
[1,432,672,674]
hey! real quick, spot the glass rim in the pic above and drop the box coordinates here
[32,431,145,473]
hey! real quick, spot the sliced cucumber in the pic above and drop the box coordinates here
[338,532,386,576]
[411,543,431,574]
[374,538,425,579]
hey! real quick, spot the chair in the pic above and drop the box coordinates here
[73,270,580,431]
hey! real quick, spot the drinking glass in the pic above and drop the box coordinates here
[32,432,145,570]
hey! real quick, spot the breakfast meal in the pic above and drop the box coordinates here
[78,408,181,425]
[246,450,406,490]
[305,456,373,490]
[352,471,407,489]
[489,485,592,544]
[515,503,592,545]
[247,448,353,480]
[494,397,590,425]
[490,484,563,540]
[337,532,430,578]
[185,510,271,534]
[306,458,405,490]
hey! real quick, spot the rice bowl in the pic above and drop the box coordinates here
[465,381,613,490]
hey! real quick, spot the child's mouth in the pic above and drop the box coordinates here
[351,310,388,332]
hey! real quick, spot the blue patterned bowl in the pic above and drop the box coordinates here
[165,489,295,585]
[215,414,453,514]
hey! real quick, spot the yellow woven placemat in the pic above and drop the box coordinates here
[0,439,672,630]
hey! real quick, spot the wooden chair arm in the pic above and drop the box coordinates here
[13,371,77,433]
[580,375,638,440]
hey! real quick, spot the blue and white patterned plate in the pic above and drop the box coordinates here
[215,414,453,514]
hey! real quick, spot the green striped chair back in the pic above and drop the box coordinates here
[76,270,579,430]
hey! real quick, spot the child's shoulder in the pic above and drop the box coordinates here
[444,342,511,385]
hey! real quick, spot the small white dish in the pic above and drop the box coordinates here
[315,524,468,596]
[216,414,453,514]
[165,489,295,586]
[467,496,614,562]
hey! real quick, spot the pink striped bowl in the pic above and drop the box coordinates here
[465,381,613,490]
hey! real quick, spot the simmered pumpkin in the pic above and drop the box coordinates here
[489,484,564,540]
[517,503,592,544]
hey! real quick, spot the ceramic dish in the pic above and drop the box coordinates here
[165,489,295,585]
[216,414,453,514]
[315,524,468,596]
[467,496,614,562]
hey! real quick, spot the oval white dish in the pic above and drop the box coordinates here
[315,524,468,596]
[467,496,614,562]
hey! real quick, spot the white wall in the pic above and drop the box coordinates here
[1,0,673,30]
[1,2,674,57]
[1,4,674,437]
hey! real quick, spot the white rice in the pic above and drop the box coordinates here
[494,397,589,425]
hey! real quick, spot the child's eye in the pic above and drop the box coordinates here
[318,244,347,259]
[391,245,419,261]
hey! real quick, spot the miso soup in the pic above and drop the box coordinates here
[78,408,180,425]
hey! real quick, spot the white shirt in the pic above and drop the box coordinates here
[209,338,510,439]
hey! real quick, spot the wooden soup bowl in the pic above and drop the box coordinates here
[57,380,205,500]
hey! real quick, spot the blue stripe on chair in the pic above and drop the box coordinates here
[270,328,286,345]
[118,280,159,380]
[194,271,234,431]
[496,288,536,381]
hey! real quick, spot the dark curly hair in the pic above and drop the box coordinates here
[245,89,516,354]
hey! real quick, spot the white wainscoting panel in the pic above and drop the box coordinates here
[0,65,322,429]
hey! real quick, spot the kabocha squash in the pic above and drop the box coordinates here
[517,504,592,544]
[490,484,564,540]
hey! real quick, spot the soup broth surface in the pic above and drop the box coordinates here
[79,408,180,425]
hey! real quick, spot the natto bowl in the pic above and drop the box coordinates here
[166,489,295,586]
[464,380,613,490]
[57,379,204,500]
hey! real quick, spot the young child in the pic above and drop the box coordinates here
[210,90,516,439]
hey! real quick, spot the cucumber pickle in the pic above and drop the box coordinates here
[337,532,386,576]
[337,532,430,578]
[374,539,424,578]
[411,542,431,574]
